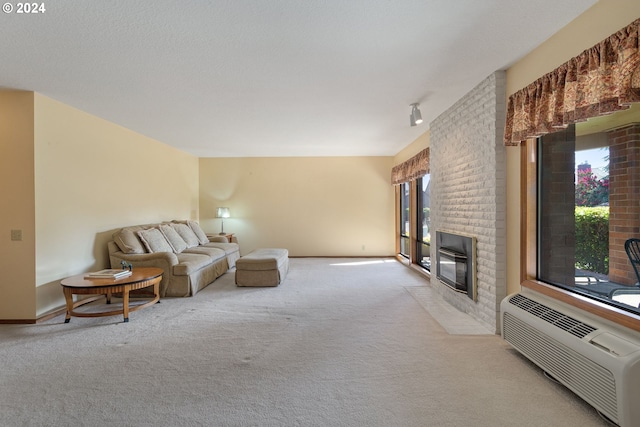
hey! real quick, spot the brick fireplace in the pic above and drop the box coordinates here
[429,72,507,333]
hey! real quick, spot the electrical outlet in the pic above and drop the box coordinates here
[11,229,22,241]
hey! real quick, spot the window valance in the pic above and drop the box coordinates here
[504,17,640,146]
[391,148,430,185]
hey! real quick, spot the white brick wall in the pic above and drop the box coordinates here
[429,71,507,333]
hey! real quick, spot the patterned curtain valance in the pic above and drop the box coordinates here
[504,17,640,146]
[391,148,430,185]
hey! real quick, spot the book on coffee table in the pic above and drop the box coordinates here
[85,269,132,279]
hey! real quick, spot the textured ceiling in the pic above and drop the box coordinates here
[1,0,598,157]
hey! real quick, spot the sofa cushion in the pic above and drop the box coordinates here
[159,224,188,253]
[182,246,226,261]
[173,253,213,276]
[187,220,210,245]
[170,223,200,248]
[204,242,240,256]
[113,226,147,254]
[137,228,173,253]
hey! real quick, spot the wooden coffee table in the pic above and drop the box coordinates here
[61,267,163,323]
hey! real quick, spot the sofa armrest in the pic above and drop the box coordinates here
[108,241,179,296]
[207,235,229,243]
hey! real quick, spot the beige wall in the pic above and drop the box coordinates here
[393,131,430,165]
[199,157,395,256]
[19,94,198,319]
[505,0,640,295]
[0,91,36,319]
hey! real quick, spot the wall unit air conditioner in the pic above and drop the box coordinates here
[501,291,640,427]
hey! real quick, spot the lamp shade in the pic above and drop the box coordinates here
[216,207,230,218]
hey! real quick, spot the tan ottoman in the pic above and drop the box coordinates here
[235,248,289,287]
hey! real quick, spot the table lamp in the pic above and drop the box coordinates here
[216,207,230,235]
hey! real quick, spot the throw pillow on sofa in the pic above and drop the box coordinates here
[159,224,188,253]
[187,220,210,245]
[137,228,174,253]
[113,226,147,254]
[170,223,200,248]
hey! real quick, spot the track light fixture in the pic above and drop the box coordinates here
[410,103,423,127]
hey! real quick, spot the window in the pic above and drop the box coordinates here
[537,124,640,316]
[399,181,410,258]
[393,148,430,266]
[416,176,431,270]
[396,177,431,272]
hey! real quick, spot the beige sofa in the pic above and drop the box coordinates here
[107,220,240,297]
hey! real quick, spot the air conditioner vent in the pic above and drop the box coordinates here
[502,292,640,426]
[502,312,618,423]
[508,294,597,339]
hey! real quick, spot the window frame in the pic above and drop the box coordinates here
[521,138,640,333]
[416,176,431,271]
[398,182,411,259]
[395,178,431,277]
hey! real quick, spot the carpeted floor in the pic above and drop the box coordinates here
[0,258,611,426]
